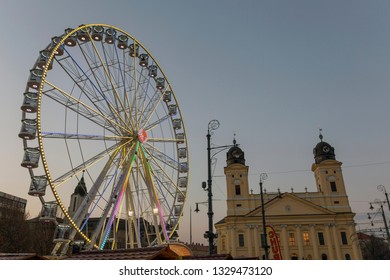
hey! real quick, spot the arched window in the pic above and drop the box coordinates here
[234,179,241,195]
[321,253,328,260]
[345,253,351,260]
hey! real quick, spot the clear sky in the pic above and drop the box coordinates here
[1,0,390,244]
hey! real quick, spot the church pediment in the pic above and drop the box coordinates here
[246,193,335,217]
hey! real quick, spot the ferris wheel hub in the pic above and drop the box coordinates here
[137,128,147,143]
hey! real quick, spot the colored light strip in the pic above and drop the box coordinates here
[140,144,169,242]
[100,142,139,249]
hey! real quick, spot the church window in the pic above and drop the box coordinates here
[303,231,310,246]
[341,231,348,245]
[321,253,328,260]
[330,182,337,192]
[235,185,241,195]
[288,232,295,246]
[236,204,242,207]
[238,234,245,247]
[221,238,226,251]
[345,253,351,260]
[318,232,325,245]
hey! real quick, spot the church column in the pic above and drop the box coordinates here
[331,224,342,259]
[247,225,253,257]
[226,226,231,254]
[253,225,260,258]
[295,224,304,259]
[324,224,335,259]
[280,224,289,259]
[230,225,237,257]
[309,224,320,259]
[348,223,362,260]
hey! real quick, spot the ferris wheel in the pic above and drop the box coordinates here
[19,24,189,254]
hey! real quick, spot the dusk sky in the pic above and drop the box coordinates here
[1,0,390,244]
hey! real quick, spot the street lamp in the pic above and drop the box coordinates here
[202,119,235,255]
[194,201,208,213]
[377,185,390,211]
[259,172,269,260]
[204,120,219,255]
[369,199,390,249]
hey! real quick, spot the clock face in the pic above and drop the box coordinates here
[232,149,242,158]
[323,146,330,153]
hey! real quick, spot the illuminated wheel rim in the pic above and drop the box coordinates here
[19,24,189,250]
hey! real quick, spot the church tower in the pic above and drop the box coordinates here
[68,174,87,218]
[224,139,251,216]
[311,131,351,212]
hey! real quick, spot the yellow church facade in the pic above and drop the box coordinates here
[215,135,362,260]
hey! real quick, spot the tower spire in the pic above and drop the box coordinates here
[319,128,323,142]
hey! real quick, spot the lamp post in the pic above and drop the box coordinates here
[369,199,390,249]
[204,120,219,255]
[202,120,235,255]
[377,185,390,211]
[259,172,269,260]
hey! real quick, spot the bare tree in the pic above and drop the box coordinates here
[0,208,32,253]
[360,235,390,260]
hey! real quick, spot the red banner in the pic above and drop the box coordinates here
[266,225,283,260]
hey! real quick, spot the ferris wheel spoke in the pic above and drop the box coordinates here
[55,52,116,119]
[44,80,130,134]
[83,32,132,126]
[118,44,136,131]
[41,131,131,141]
[141,145,181,203]
[124,180,141,248]
[147,137,184,143]
[134,69,152,126]
[97,39,136,130]
[138,89,164,129]
[65,147,122,245]
[138,144,168,242]
[143,114,171,132]
[61,46,130,131]
[51,141,127,189]
[125,150,165,246]
[98,143,138,249]
[143,142,180,172]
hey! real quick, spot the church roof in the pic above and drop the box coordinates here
[73,176,87,196]
[313,130,336,164]
[245,192,337,217]
[226,138,245,166]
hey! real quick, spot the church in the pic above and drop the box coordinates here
[215,133,362,260]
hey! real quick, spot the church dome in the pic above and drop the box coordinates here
[313,131,336,164]
[226,139,245,166]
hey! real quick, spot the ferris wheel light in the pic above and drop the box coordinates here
[153,208,159,214]
[128,210,134,217]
